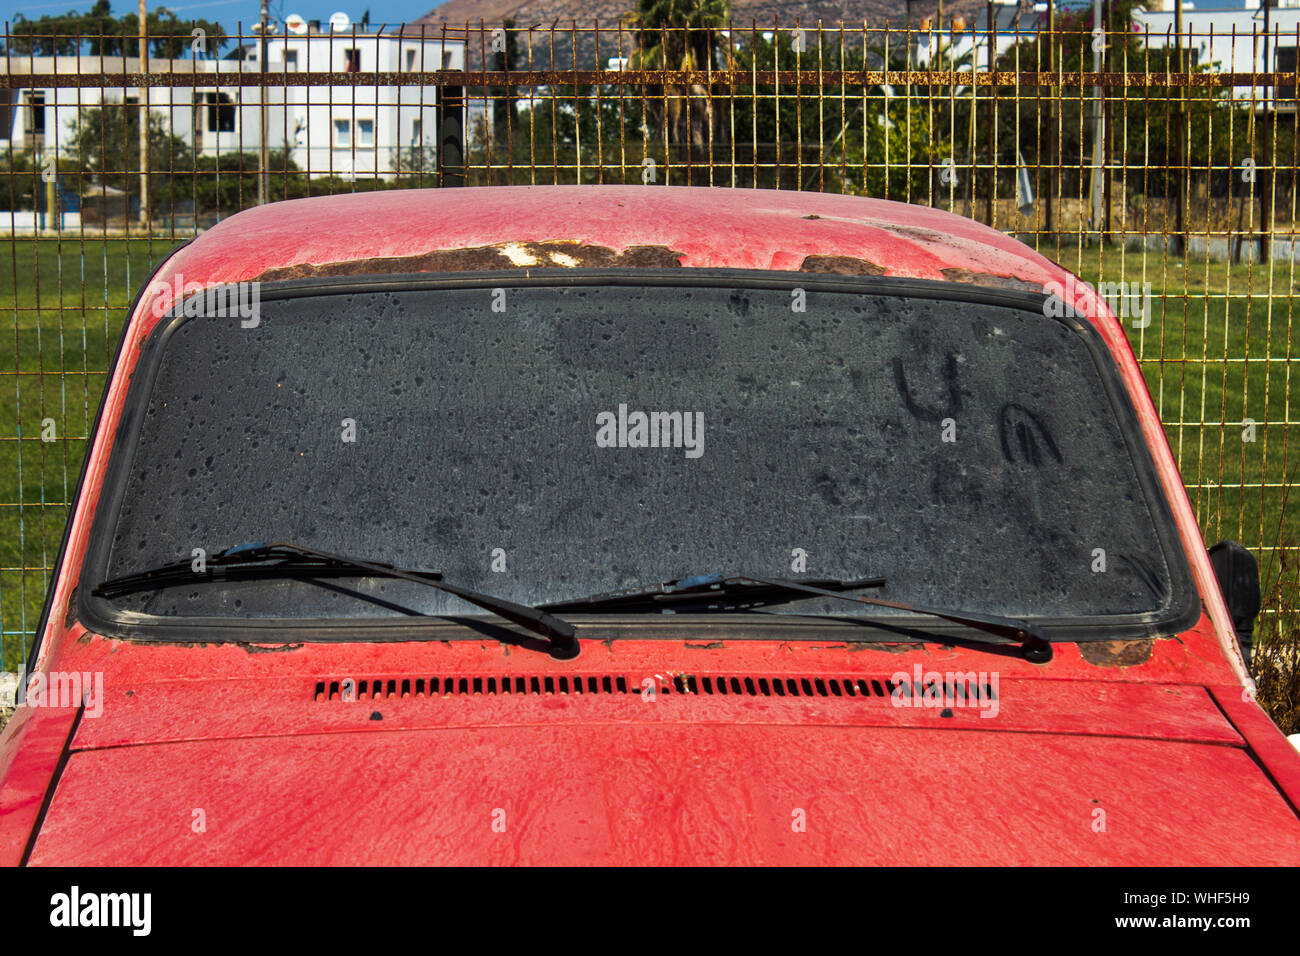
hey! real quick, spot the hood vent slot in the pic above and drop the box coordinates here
[310,674,990,702]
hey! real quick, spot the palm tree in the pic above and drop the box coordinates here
[626,0,731,150]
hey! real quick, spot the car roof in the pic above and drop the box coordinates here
[158,185,1080,295]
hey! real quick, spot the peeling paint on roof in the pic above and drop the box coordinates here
[253,240,684,282]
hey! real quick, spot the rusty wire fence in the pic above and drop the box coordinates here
[1,20,1297,713]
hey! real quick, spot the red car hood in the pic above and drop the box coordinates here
[23,675,1300,865]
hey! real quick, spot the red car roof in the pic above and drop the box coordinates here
[163,185,1078,292]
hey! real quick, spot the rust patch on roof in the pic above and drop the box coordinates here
[238,642,305,654]
[846,641,915,653]
[612,244,687,268]
[254,241,685,282]
[1078,639,1154,668]
[799,254,888,276]
[941,267,1043,292]
[885,224,947,243]
[64,590,79,629]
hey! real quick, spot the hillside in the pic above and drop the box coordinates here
[419,0,989,29]
[414,0,994,66]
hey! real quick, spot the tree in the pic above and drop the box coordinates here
[9,3,227,59]
[9,1,116,56]
[71,105,194,213]
[626,0,732,151]
[491,18,521,146]
[936,0,1278,214]
[468,83,648,186]
[0,151,80,210]
[465,29,938,197]
[119,9,229,59]
[732,31,939,197]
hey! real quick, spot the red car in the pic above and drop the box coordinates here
[2,185,1297,865]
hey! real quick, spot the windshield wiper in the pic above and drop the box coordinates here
[542,573,1052,662]
[540,573,887,613]
[92,541,579,658]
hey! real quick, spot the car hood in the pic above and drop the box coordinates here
[24,675,1300,865]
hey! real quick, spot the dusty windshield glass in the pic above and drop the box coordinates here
[93,279,1189,626]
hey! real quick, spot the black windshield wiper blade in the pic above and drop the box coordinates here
[91,544,432,596]
[542,572,1051,663]
[539,573,886,613]
[731,575,1052,663]
[92,541,578,658]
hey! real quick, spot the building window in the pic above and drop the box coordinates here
[411,118,421,145]
[0,90,14,141]
[283,49,299,71]
[334,119,351,147]
[405,48,418,71]
[442,51,454,69]
[203,92,235,133]
[26,91,46,136]
[344,48,360,72]
[1276,46,1298,101]
[358,118,374,147]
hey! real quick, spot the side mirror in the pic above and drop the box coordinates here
[1208,541,1261,667]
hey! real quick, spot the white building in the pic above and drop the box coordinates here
[1137,2,1300,111]
[1,25,466,178]
[912,0,1299,112]
[916,1,1051,69]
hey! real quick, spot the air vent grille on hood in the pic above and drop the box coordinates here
[312,674,995,702]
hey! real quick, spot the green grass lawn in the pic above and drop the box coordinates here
[1050,243,1298,574]
[0,236,179,672]
[0,234,1296,728]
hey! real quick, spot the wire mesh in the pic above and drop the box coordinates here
[1,16,1296,688]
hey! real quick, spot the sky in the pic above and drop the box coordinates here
[1,0,446,38]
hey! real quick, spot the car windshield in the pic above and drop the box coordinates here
[87,275,1192,631]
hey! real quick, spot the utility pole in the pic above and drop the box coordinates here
[1045,0,1054,235]
[1174,0,1186,254]
[1102,0,1112,240]
[1261,0,1274,261]
[138,0,149,231]
[258,0,269,204]
[985,0,995,227]
[1089,0,1105,241]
